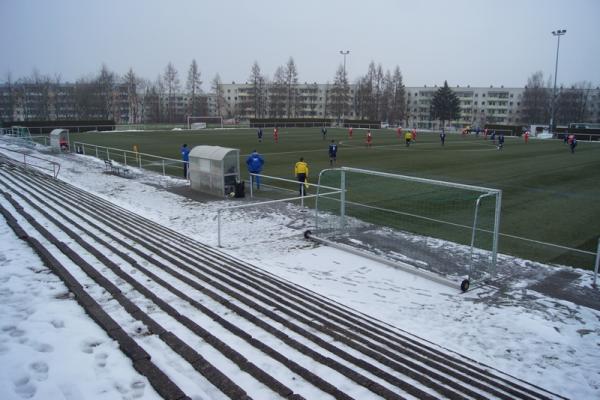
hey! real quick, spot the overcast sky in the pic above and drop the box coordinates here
[1,0,599,90]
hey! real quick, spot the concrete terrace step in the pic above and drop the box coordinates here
[0,159,565,400]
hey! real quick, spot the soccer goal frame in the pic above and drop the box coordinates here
[187,116,223,129]
[311,166,502,291]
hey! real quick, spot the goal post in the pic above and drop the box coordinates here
[187,116,224,129]
[313,167,501,290]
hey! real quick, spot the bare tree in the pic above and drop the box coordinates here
[328,65,350,120]
[285,57,299,117]
[96,64,116,120]
[211,74,226,117]
[555,81,593,124]
[388,66,406,125]
[269,66,287,118]
[186,59,205,117]
[520,71,550,124]
[123,68,140,123]
[248,61,266,118]
[163,62,180,122]
[1,72,17,121]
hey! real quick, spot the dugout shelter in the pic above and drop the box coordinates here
[50,129,70,152]
[189,145,240,197]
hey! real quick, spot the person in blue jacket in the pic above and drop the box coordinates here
[246,150,265,189]
[180,144,190,178]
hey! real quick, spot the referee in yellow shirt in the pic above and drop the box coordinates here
[294,157,309,196]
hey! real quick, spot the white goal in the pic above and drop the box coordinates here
[187,116,223,129]
[311,167,502,291]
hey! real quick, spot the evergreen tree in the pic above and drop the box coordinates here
[431,80,461,128]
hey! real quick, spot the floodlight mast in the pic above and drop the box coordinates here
[549,29,566,135]
[339,50,350,121]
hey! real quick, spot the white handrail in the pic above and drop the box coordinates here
[0,146,61,179]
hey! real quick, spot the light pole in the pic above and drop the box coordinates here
[339,50,350,78]
[339,50,350,122]
[549,29,566,133]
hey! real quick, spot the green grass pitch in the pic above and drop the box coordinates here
[70,127,600,269]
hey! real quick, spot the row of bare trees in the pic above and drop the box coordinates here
[521,71,594,126]
[1,60,215,123]
[1,62,596,125]
[237,58,407,123]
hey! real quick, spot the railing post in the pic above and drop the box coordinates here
[340,169,346,230]
[249,173,254,198]
[217,209,222,247]
[124,151,127,166]
[593,237,600,288]
[162,160,165,176]
[95,146,98,158]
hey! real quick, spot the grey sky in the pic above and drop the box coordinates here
[1,0,599,90]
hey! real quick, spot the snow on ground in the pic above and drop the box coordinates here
[1,145,599,399]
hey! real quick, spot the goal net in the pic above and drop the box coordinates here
[187,116,223,129]
[313,167,501,290]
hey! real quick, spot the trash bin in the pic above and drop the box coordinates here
[234,181,245,198]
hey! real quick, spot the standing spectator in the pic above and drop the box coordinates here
[273,126,279,143]
[497,133,505,150]
[321,126,327,140]
[440,129,446,146]
[348,126,353,139]
[180,144,190,178]
[257,127,263,142]
[366,130,373,147]
[294,157,309,196]
[523,130,530,144]
[404,130,412,147]
[328,140,338,166]
[246,150,264,190]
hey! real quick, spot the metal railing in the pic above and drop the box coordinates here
[0,146,61,179]
[217,187,342,247]
[73,141,185,178]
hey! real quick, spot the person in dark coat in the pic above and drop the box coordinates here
[180,144,190,178]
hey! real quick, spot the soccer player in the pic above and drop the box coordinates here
[257,127,263,142]
[490,130,496,145]
[396,126,402,138]
[348,126,353,139]
[246,150,264,189]
[404,130,412,147]
[180,144,190,178]
[366,130,373,147]
[497,133,504,150]
[328,140,338,166]
[321,127,327,140]
[294,157,309,196]
[523,130,530,144]
[440,130,446,146]
[412,128,417,141]
[567,134,577,153]
[273,126,279,143]
[483,128,488,139]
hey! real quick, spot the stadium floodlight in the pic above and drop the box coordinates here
[339,50,350,78]
[549,29,566,134]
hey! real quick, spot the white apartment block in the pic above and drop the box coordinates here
[219,82,600,128]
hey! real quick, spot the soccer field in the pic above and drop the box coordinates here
[70,127,600,269]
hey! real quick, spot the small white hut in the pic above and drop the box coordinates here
[49,129,70,152]
[189,145,240,197]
